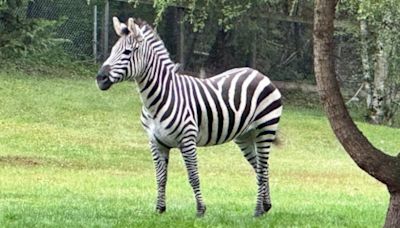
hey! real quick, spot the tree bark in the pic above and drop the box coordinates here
[359,19,373,108]
[249,33,257,68]
[371,34,389,124]
[313,0,400,227]
[385,192,400,228]
[205,29,237,74]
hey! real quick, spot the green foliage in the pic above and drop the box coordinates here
[0,71,396,226]
[131,0,260,32]
[0,19,67,58]
[0,0,73,70]
[339,0,400,125]
[217,1,251,31]
[0,0,99,76]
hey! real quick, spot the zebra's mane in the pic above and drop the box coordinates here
[136,19,176,66]
[136,20,162,41]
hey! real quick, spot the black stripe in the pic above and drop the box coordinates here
[168,77,186,132]
[221,75,236,142]
[257,83,276,106]
[254,99,282,121]
[140,72,155,93]
[256,117,280,130]
[160,72,177,122]
[139,62,153,84]
[195,80,213,145]
[149,75,170,108]
[175,122,194,138]
[147,77,160,99]
[183,77,196,121]
[154,78,172,118]
[234,74,248,110]
[191,78,202,127]
[203,83,224,144]
[257,130,276,136]
[256,139,274,144]
[236,77,259,136]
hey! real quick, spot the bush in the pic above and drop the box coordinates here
[0,0,95,76]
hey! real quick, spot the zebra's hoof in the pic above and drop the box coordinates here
[254,210,264,217]
[263,203,272,213]
[254,203,271,217]
[196,205,207,217]
[156,206,166,214]
[254,204,265,217]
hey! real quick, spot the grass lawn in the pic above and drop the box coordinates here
[0,71,398,227]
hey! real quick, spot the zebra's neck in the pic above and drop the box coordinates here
[135,28,178,117]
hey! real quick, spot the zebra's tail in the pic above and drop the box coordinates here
[272,131,284,147]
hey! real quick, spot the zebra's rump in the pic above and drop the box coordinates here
[188,67,282,147]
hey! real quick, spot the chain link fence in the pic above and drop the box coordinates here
[24,0,316,80]
[25,0,181,64]
[27,0,95,60]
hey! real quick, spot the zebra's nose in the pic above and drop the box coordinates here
[96,74,108,82]
[96,65,111,80]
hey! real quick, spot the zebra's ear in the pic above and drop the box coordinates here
[128,17,143,41]
[113,17,123,37]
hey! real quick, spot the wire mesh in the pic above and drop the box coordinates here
[22,0,314,80]
[27,0,96,61]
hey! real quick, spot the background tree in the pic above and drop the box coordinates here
[313,0,400,226]
[339,0,400,125]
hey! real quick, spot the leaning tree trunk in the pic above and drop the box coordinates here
[313,1,400,227]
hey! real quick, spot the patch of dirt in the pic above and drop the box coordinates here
[0,155,44,166]
[0,155,77,168]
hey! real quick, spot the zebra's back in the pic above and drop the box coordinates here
[184,67,282,147]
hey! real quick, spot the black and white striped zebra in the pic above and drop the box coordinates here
[96,17,282,217]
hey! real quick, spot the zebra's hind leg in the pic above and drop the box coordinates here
[234,134,257,171]
[234,133,266,217]
[180,138,206,217]
[150,142,170,214]
[254,128,277,216]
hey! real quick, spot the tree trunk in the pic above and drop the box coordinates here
[205,29,237,74]
[248,33,257,68]
[371,34,389,124]
[385,192,400,228]
[359,19,373,108]
[313,0,400,227]
[177,7,185,69]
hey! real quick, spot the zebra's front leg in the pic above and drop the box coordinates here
[150,142,170,214]
[180,139,206,217]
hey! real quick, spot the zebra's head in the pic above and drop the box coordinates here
[96,17,145,91]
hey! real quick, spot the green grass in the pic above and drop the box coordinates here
[0,71,398,227]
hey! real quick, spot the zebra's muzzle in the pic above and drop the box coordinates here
[96,73,113,91]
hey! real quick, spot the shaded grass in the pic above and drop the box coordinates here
[0,71,398,227]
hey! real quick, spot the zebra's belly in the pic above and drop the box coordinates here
[142,115,252,149]
[195,121,255,147]
[141,117,181,148]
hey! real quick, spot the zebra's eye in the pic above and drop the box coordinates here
[122,49,132,55]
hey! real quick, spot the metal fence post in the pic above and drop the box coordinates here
[102,0,110,61]
[93,4,98,63]
[178,7,185,70]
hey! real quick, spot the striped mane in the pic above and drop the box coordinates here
[137,20,161,41]
[137,20,175,68]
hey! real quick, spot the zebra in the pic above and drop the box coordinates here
[96,17,282,217]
